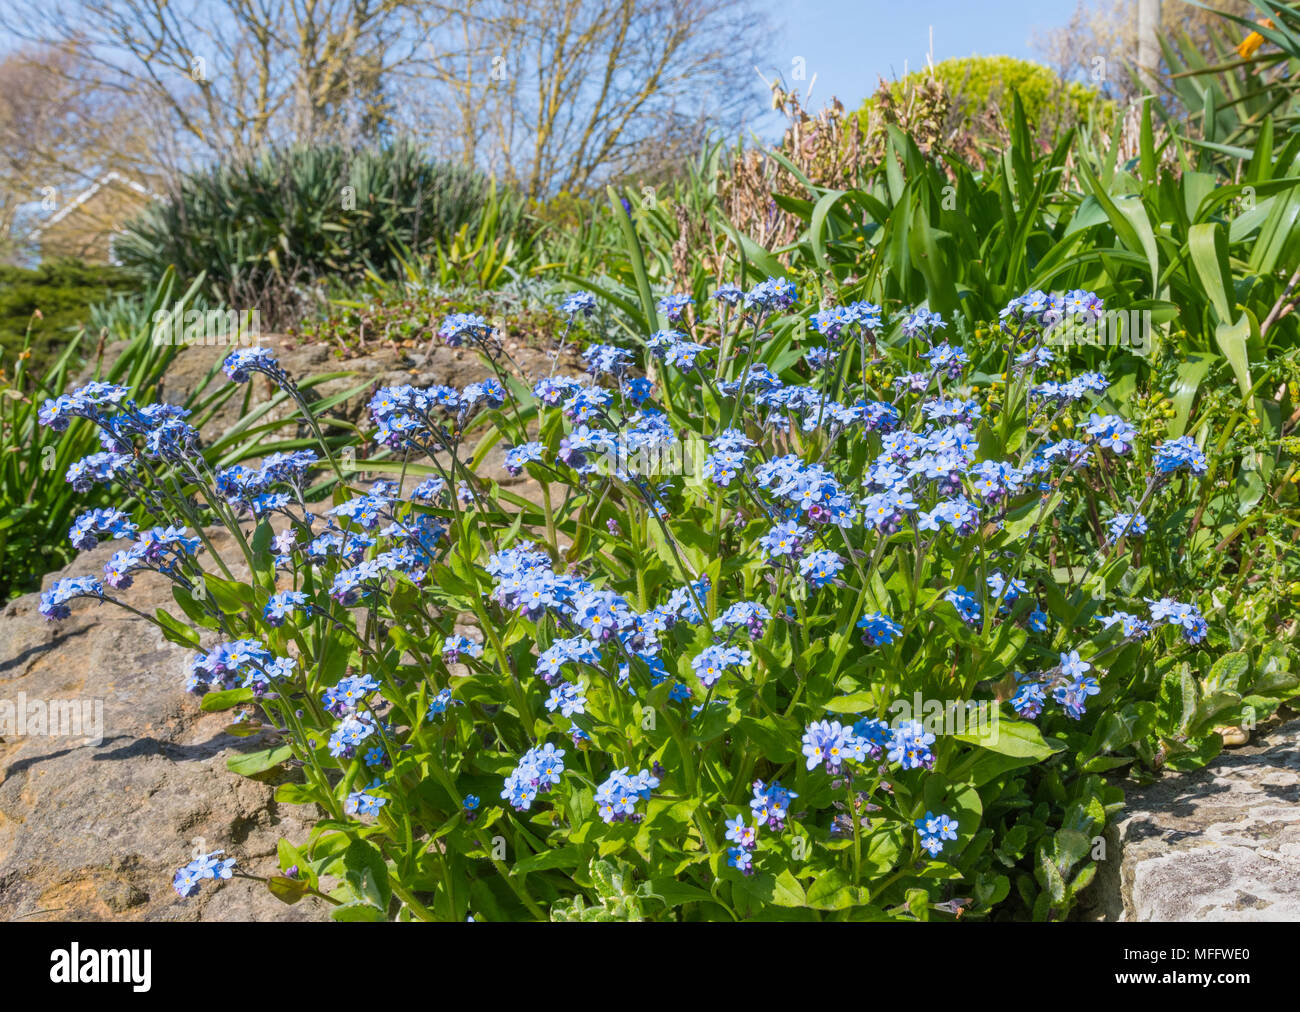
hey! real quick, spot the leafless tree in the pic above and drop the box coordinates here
[0,0,436,163]
[1032,0,1258,102]
[0,43,163,259]
[1,0,770,199]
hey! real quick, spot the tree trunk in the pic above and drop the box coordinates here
[1138,0,1162,92]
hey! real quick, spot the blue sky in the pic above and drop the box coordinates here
[756,0,1084,112]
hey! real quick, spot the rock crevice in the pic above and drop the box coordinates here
[1085,719,1300,921]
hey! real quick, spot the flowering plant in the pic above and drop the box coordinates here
[37,279,1290,921]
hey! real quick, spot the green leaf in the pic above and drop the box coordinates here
[1214,315,1254,400]
[1079,160,1160,298]
[1188,690,1244,738]
[736,714,798,761]
[226,744,294,776]
[646,877,716,910]
[862,824,904,876]
[512,844,586,876]
[953,711,1060,759]
[154,608,201,648]
[1189,223,1236,326]
[1169,353,1214,437]
[344,838,392,910]
[964,750,1043,787]
[171,585,218,628]
[1002,491,1062,540]
[1189,221,1252,397]
[606,185,658,333]
[275,782,318,805]
[330,902,387,922]
[1204,651,1250,695]
[735,868,807,909]
[809,189,850,273]
[1037,847,1067,905]
[824,692,876,715]
[201,574,256,615]
[805,868,869,910]
[267,876,308,905]
[201,687,254,712]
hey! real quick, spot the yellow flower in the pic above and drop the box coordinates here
[1237,19,1275,59]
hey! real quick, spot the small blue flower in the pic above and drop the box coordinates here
[264,590,308,627]
[945,585,982,625]
[758,520,808,561]
[857,610,902,645]
[442,635,483,662]
[1098,611,1151,638]
[545,680,588,718]
[561,291,597,318]
[1153,436,1208,476]
[504,442,546,476]
[887,720,936,771]
[1053,675,1101,719]
[724,815,758,850]
[502,743,567,811]
[594,766,660,823]
[1011,679,1047,719]
[223,348,282,383]
[1059,650,1091,679]
[915,811,958,857]
[345,789,388,816]
[426,688,454,720]
[749,779,797,830]
[1147,597,1209,644]
[657,293,694,322]
[1107,512,1148,540]
[800,550,844,588]
[438,313,492,346]
[691,644,750,688]
[173,850,236,898]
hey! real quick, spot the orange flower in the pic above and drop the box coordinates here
[1237,18,1276,59]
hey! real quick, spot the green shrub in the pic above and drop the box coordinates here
[1158,0,1300,169]
[289,277,568,359]
[0,266,367,602]
[0,259,133,375]
[114,140,535,327]
[37,274,1300,921]
[858,57,1113,143]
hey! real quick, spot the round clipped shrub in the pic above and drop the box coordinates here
[858,56,1113,144]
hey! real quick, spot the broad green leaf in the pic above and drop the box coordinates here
[953,711,1060,759]
[226,744,294,776]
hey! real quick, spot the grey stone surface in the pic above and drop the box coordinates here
[0,534,327,921]
[87,329,579,443]
[1086,718,1300,921]
[3,338,565,922]
[0,331,578,922]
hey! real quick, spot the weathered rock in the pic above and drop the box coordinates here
[1085,718,1300,921]
[2,333,574,921]
[0,535,327,921]
[85,330,579,443]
